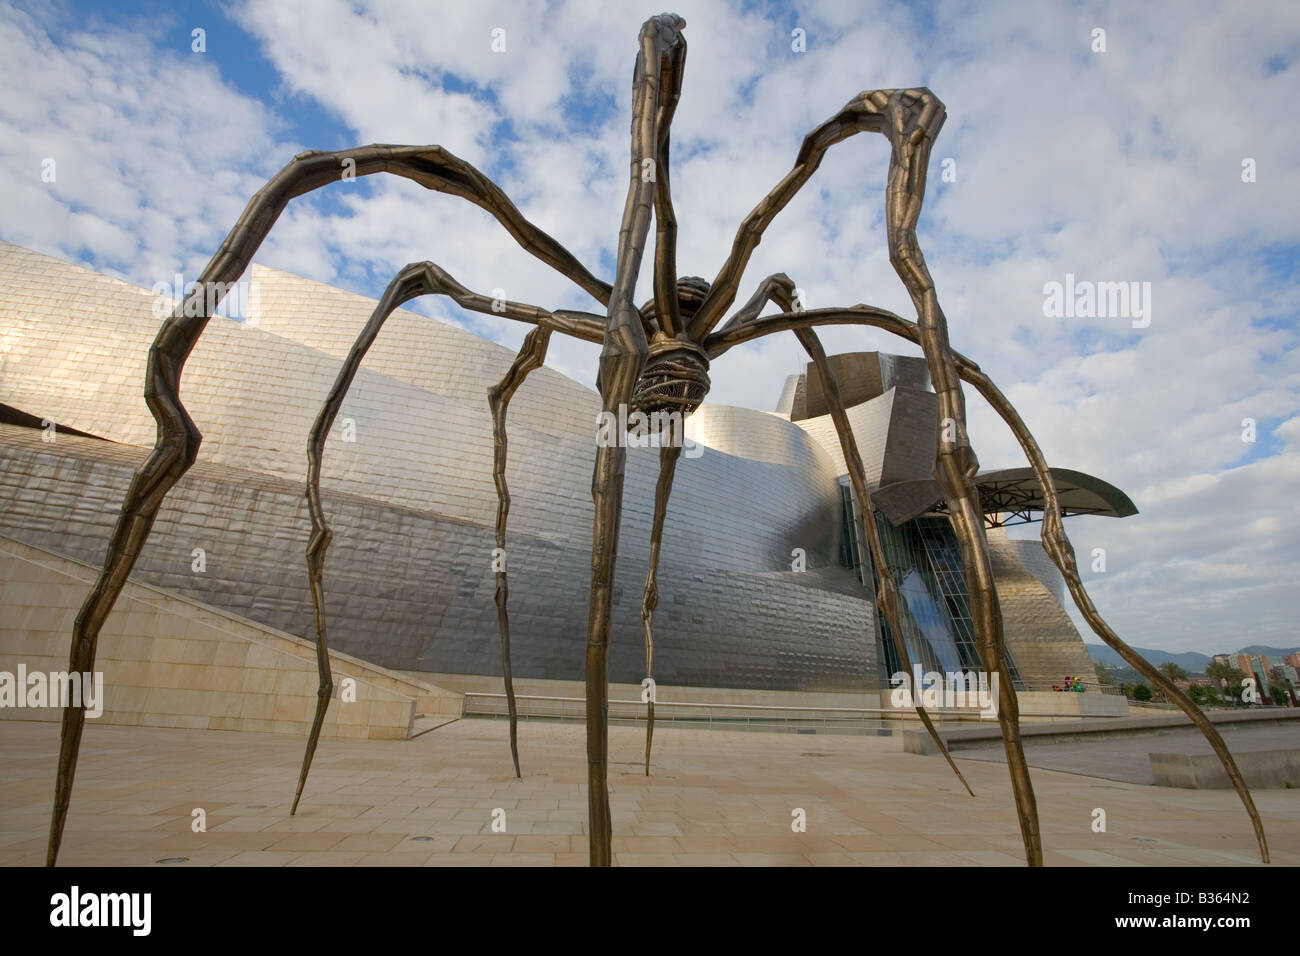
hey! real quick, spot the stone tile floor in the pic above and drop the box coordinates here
[2,718,1295,866]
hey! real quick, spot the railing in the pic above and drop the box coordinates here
[1015,680,1126,696]
[461,692,1121,733]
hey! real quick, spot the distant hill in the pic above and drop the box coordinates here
[1237,645,1300,658]
[1086,643,1300,675]
[1086,645,1211,672]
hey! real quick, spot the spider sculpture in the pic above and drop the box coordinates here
[48,14,1268,869]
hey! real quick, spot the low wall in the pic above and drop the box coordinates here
[1150,749,1300,789]
[0,537,459,739]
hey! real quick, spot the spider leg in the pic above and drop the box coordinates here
[711,305,1270,864]
[691,86,1048,865]
[796,326,975,798]
[693,91,1044,857]
[641,441,682,775]
[489,325,554,780]
[651,31,687,338]
[959,365,1271,864]
[801,90,1038,864]
[47,144,608,866]
[583,13,686,867]
[294,263,589,812]
[725,274,972,794]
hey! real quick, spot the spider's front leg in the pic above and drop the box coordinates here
[710,305,1270,863]
[583,12,685,866]
[958,365,1271,864]
[47,142,607,866]
[693,89,1040,863]
[867,90,1040,864]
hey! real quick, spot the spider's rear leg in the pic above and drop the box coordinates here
[489,325,554,779]
[640,441,682,775]
[46,140,612,865]
[295,261,603,810]
[581,11,684,867]
[296,264,438,815]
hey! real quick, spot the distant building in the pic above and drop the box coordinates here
[1237,654,1275,705]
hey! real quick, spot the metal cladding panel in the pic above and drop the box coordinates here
[802,351,884,418]
[0,425,874,689]
[985,527,1100,685]
[774,373,802,419]
[0,242,878,692]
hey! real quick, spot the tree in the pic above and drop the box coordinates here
[1133,684,1153,702]
[1187,684,1208,705]
[1205,661,1248,705]
[1159,661,1188,682]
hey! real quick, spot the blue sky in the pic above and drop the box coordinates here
[1,0,1298,655]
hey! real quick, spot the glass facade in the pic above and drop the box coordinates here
[840,483,1024,690]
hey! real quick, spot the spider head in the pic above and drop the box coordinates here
[630,277,712,421]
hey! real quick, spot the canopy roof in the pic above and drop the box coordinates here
[870,466,1138,526]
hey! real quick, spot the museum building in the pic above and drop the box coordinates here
[0,240,1136,695]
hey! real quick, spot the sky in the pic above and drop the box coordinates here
[1,0,1297,657]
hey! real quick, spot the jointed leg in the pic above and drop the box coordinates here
[693,88,1044,863]
[641,441,682,775]
[728,274,971,793]
[710,305,1270,862]
[295,262,595,809]
[489,326,554,779]
[48,143,607,865]
[960,365,1271,864]
[796,324,973,797]
[835,90,1038,864]
[650,30,687,338]
[584,13,685,866]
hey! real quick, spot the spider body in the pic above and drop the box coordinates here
[44,12,1269,870]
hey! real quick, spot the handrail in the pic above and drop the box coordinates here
[466,693,983,715]
[460,692,1124,721]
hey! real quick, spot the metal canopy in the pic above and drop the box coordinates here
[870,466,1138,526]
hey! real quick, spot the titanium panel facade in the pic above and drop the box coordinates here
[0,239,1114,693]
[0,242,874,691]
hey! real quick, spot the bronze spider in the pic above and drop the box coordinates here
[47,13,1268,868]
